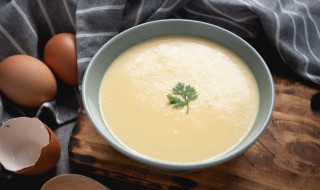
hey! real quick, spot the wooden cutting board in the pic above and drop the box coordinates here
[68,74,320,190]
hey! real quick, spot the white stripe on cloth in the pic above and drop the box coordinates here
[271,1,320,63]
[253,0,320,63]
[76,32,117,38]
[158,0,182,13]
[37,0,55,36]
[278,0,318,83]
[77,57,92,63]
[147,0,179,19]
[301,16,320,63]
[11,0,37,38]
[273,12,284,60]
[202,0,258,23]
[62,0,75,30]
[0,24,26,54]
[183,6,255,37]
[238,0,254,11]
[293,0,320,40]
[251,0,285,61]
[76,5,125,14]
[134,0,145,26]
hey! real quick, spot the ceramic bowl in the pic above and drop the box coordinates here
[82,19,275,172]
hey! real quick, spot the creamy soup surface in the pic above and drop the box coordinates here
[99,35,259,162]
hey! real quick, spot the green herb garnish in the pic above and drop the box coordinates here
[167,82,198,114]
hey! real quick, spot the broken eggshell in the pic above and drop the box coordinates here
[0,117,61,175]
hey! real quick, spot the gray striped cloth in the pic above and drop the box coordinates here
[0,0,319,125]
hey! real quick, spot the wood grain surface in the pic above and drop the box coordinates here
[68,74,320,190]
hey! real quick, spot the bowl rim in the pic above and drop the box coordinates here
[82,19,275,171]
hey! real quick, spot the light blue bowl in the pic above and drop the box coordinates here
[82,19,275,172]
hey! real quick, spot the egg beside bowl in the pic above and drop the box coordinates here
[0,55,57,107]
[0,33,77,108]
[82,19,275,171]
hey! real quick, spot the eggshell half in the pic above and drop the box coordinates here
[18,125,61,175]
[0,117,61,175]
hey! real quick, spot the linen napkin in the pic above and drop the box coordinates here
[0,0,319,125]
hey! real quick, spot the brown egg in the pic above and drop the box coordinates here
[44,33,78,85]
[0,117,61,175]
[0,55,57,107]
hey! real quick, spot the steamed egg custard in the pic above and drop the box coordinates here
[99,35,259,163]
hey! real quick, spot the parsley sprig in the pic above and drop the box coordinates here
[167,82,198,114]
